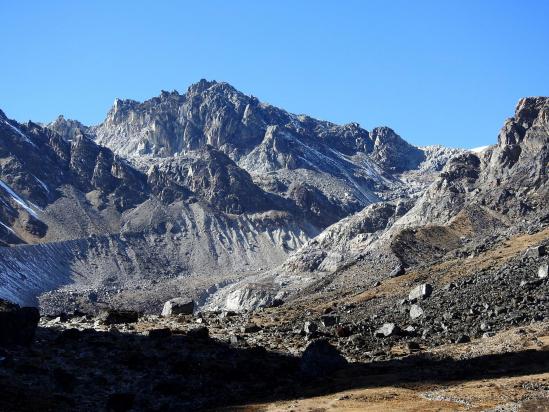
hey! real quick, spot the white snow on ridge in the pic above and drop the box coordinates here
[33,175,50,193]
[0,220,15,234]
[2,120,38,148]
[470,145,490,153]
[0,179,39,218]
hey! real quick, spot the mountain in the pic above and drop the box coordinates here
[0,81,460,311]
[205,96,549,310]
[92,80,462,225]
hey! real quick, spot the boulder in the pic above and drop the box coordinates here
[186,326,209,339]
[161,298,194,317]
[525,245,546,258]
[375,323,401,337]
[241,324,261,333]
[409,304,424,320]
[538,263,548,279]
[408,283,433,302]
[300,339,347,376]
[147,328,172,339]
[0,299,40,346]
[98,309,139,325]
[389,265,406,277]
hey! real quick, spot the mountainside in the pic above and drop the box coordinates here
[92,80,461,226]
[205,96,549,310]
[0,80,460,311]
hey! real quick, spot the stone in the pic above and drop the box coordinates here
[480,322,491,331]
[455,334,470,344]
[303,321,318,334]
[147,328,172,339]
[0,299,40,346]
[187,326,209,339]
[220,310,237,318]
[229,334,244,345]
[241,324,261,333]
[389,265,405,277]
[525,245,546,258]
[409,304,424,320]
[300,339,347,376]
[375,323,400,338]
[443,282,456,291]
[538,263,548,279]
[98,309,139,325]
[161,298,194,317]
[408,284,433,302]
[320,315,339,327]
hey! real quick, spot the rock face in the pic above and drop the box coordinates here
[0,298,40,345]
[161,298,194,316]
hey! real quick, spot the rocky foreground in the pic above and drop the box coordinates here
[1,227,547,411]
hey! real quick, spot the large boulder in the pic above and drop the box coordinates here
[0,299,40,346]
[375,323,401,337]
[408,283,433,302]
[98,309,139,325]
[300,339,347,376]
[161,298,194,317]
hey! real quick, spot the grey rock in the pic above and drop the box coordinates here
[374,323,400,337]
[525,245,546,258]
[147,328,172,339]
[161,298,194,317]
[186,326,209,339]
[408,284,433,302]
[304,321,318,334]
[409,304,424,320]
[389,265,405,277]
[538,263,548,279]
[98,309,139,325]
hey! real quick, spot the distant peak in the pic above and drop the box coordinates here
[187,79,219,94]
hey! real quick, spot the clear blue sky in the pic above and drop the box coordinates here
[1,1,548,148]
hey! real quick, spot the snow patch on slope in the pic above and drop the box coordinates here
[0,179,40,218]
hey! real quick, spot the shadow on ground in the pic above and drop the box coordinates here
[0,326,547,411]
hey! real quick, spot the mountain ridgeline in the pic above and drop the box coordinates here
[0,81,546,316]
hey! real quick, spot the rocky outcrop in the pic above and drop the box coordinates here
[0,298,40,345]
[370,127,426,173]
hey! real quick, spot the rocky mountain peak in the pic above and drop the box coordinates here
[514,96,549,129]
[370,127,426,172]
